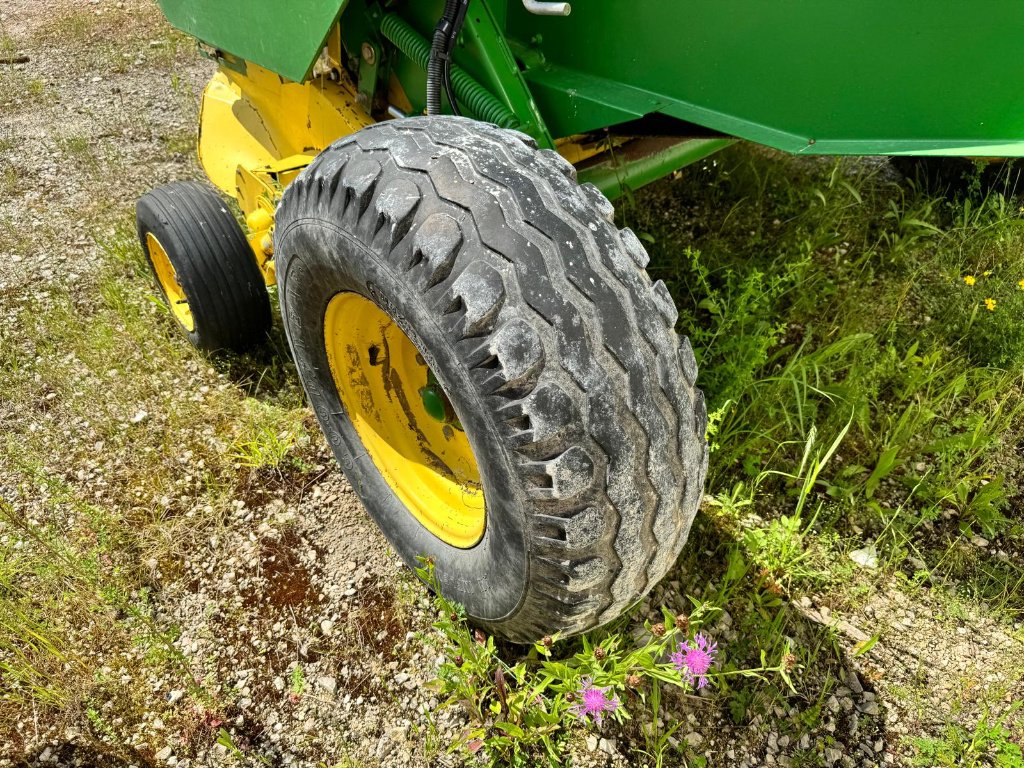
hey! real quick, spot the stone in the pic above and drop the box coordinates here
[849,545,878,569]
[317,676,337,695]
[858,701,880,716]
[844,667,864,694]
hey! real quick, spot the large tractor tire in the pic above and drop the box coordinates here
[275,117,707,642]
[136,181,272,351]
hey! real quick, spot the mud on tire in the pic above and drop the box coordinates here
[275,116,707,642]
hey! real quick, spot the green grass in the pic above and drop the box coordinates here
[631,148,1024,582]
[617,147,1024,754]
[229,399,310,472]
[25,2,193,78]
[908,704,1023,767]
[412,146,1024,765]
[0,218,315,752]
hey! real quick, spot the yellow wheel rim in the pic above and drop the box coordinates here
[146,232,194,332]
[324,292,485,548]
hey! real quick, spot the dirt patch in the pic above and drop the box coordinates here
[259,529,319,611]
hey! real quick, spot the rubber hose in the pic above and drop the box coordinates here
[443,0,470,115]
[427,0,460,115]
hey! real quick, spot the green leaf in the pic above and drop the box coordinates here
[495,721,525,738]
[852,634,880,657]
[865,445,900,499]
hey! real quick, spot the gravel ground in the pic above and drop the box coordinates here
[1,2,1022,766]
[0,0,208,293]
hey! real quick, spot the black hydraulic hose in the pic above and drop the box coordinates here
[443,0,470,115]
[427,0,460,115]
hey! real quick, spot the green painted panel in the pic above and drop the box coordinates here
[507,1,1024,156]
[157,0,346,82]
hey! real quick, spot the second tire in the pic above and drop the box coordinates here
[136,181,272,351]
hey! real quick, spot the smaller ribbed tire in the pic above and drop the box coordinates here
[136,181,272,351]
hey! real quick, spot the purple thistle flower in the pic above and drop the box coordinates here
[568,677,619,725]
[671,632,718,689]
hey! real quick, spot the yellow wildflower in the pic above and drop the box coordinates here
[983,270,993,277]
[963,275,976,286]
[985,298,997,311]
[1018,279,1024,291]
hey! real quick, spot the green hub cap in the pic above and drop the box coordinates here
[419,372,461,429]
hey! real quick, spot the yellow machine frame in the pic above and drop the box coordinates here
[196,51,612,286]
[197,56,373,284]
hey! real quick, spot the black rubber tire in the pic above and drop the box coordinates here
[136,181,272,351]
[275,116,708,642]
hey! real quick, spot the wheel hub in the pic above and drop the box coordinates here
[323,291,485,548]
[419,370,462,429]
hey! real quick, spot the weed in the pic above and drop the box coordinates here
[229,400,308,473]
[35,8,98,44]
[0,32,15,57]
[290,663,306,697]
[56,134,100,172]
[26,78,47,99]
[160,127,196,157]
[418,561,790,767]
[908,704,1023,768]
[1,165,17,197]
[639,144,1024,573]
[0,217,273,745]
[149,28,192,71]
[216,728,246,761]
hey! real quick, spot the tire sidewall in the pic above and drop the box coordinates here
[277,219,529,623]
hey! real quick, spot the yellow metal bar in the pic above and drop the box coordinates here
[197,62,374,284]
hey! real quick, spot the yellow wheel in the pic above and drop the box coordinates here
[136,181,272,351]
[145,232,195,333]
[323,292,485,548]
[275,118,707,643]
